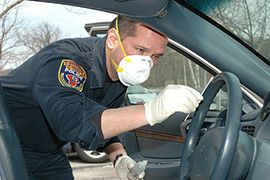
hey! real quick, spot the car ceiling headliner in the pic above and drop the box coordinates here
[27,0,170,17]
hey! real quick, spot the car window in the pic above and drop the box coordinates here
[128,46,258,113]
[84,19,259,113]
[186,0,270,62]
[127,85,157,104]
[141,46,212,92]
[128,46,220,109]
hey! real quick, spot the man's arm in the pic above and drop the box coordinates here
[100,85,203,140]
[101,105,147,140]
[104,142,126,162]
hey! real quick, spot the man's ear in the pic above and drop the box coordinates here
[106,28,119,50]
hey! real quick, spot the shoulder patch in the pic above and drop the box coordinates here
[58,59,87,92]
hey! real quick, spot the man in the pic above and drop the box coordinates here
[0,16,203,179]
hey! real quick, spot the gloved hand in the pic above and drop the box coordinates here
[114,154,147,180]
[144,84,203,126]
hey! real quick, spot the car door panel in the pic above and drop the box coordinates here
[122,110,224,179]
[124,110,222,158]
[120,31,260,179]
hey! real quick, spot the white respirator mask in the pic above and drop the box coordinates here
[117,55,153,86]
[110,17,153,86]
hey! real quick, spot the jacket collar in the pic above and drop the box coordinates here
[89,37,107,89]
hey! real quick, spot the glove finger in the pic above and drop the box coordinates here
[177,103,195,114]
[183,86,204,101]
[163,90,196,114]
[179,88,202,106]
[127,172,145,180]
[175,95,201,114]
[138,172,145,179]
[127,174,137,180]
[126,159,136,169]
[166,84,203,101]
[184,92,201,109]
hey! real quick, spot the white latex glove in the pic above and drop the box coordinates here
[114,155,147,180]
[144,84,203,126]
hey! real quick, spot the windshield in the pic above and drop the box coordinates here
[184,0,270,62]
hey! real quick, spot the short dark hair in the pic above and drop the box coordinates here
[109,16,141,40]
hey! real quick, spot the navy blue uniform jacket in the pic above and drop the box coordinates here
[0,37,127,153]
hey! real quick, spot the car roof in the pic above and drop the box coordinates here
[27,0,170,17]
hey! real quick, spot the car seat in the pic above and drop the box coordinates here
[0,84,28,180]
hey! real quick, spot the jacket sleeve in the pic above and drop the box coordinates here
[96,90,127,151]
[32,58,109,150]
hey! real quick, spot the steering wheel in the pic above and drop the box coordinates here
[180,72,242,180]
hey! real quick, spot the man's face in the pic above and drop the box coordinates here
[106,23,168,81]
[114,24,168,65]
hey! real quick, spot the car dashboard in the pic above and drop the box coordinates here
[181,98,265,140]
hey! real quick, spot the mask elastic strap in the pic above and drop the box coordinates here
[108,52,123,72]
[116,17,132,63]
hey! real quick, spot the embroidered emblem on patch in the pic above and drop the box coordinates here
[58,59,87,91]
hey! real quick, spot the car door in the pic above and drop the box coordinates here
[121,45,213,180]
[122,43,260,180]
[82,5,262,179]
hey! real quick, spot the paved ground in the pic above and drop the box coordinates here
[68,153,120,180]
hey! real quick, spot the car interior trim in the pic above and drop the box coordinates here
[169,39,221,74]
[135,129,185,143]
[241,86,263,108]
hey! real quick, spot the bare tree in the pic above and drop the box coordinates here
[257,39,270,60]
[183,0,270,88]
[0,0,24,19]
[0,0,25,70]
[210,0,270,49]
[18,22,63,56]
[1,1,63,71]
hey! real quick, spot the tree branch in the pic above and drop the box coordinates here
[0,0,24,19]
